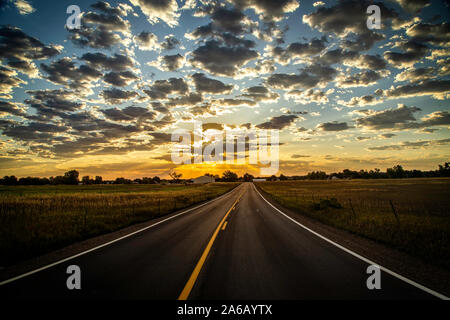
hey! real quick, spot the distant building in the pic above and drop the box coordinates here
[253,178,266,182]
[193,175,215,184]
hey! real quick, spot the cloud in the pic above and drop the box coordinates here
[134,31,159,50]
[161,35,180,50]
[394,0,430,13]
[336,70,383,88]
[81,52,135,71]
[229,0,299,22]
[240,85,279,102]
[385,79,450,100]
[103,70,139,87]
[355,104,421,130]
[368,138,450,151]
[394,66,435,82]
[285,89,330,104]
[271,37,327,64]
[192,73,233,94]
[101,88,138,104]
[317,121,352,131]
[14,0,35,15]
[0,100,26,116]
[406,22,450,46]
[190,40,258,76]
[129,0,180,27]
[256,114,298,130]
[0,26,61,78]
[100,106,156,122]
[267,63,336,89]
[384,40,428,68]
[144,78,188,99]
[0,65,26,98]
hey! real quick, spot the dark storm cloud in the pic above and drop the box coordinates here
[190,40,258,76]
[191,73,233,94]
[81,52,135,71]
[317,121,352,131]
[256,114,298,130]
[101,88,138,104]
[144,78,189,99]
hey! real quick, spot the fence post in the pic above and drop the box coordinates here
[389,200,400,225]
[348,199,356,217]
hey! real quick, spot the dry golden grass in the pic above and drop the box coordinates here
[256,178,450,269]
[0,182,239,267]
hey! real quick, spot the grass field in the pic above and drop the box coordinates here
[0,182,239,267]
[255,178,450,269]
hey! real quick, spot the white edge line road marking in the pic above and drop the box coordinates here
[0,184,243,286]
[253,183,449,300]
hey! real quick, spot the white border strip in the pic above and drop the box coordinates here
[0,185,242,286]
[253,184,449,300]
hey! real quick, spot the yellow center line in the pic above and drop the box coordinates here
[177,192,243,300]
[221,221,228,231]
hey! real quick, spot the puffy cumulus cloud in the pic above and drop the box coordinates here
[303,0,400,51]
[161,35,180,50]
[24,89,84,122]
[0,100,26,116]
[339,94,382,107]
[318,49,387,71]
[129,0,180,27]
[144,78,189,100]
[191,73,233,94]
[40,58,103,93]
[355,104,421,130]
[211,98,256,108]
[406,22,450,46]
[256,114,298,130]
[285,89,331,104]
[190,40,258,76]
[0,26,61,78]
[81,52,135,72]
[266,63,336,89]
[240,85,279,102]
[68,1,131,49]
[166,92,203,107]
[385,79,450,100]
[101,88,138,104]
[336,70,385,88]
[228,0,299,22]
[14,0,34,15]
[270,37,327,65]
[368,138,450,151]
[394,0,430,13]
[419,111,450,127]
[384,40,429,68]
[161,54,184,71]
[0,65,26,98]
[134,31,159,51]
[317,121,352,131]
[100,106,156,122]
[103,70,139,87]
[394,66,436,82]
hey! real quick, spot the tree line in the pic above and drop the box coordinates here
[0,163,449,185]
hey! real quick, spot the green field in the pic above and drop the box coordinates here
[0,182,239,267]
[255,178,450,269]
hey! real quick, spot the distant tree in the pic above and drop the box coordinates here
[82,176,92,185]
[243,173,254,182]
[153,176,161,184]
[64,170,79,185]
[267,175,277,181]
[387,165,406,178]
[1,176,17,185]
[222,170,238,182]
[94,176,103,184]
[169,171,182,183]
[279,174,288,181]
[438,162,450,177]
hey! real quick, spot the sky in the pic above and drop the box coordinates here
[0,0,449,179]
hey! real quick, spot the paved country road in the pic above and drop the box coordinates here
[0,183,446,299]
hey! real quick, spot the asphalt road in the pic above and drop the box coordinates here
[0,183,443,299]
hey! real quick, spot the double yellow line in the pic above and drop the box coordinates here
[177,193,243,300]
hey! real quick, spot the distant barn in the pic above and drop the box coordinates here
[192,175,215,184]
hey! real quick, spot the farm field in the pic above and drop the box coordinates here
[255,178,450,270]
[0,182,239,267]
